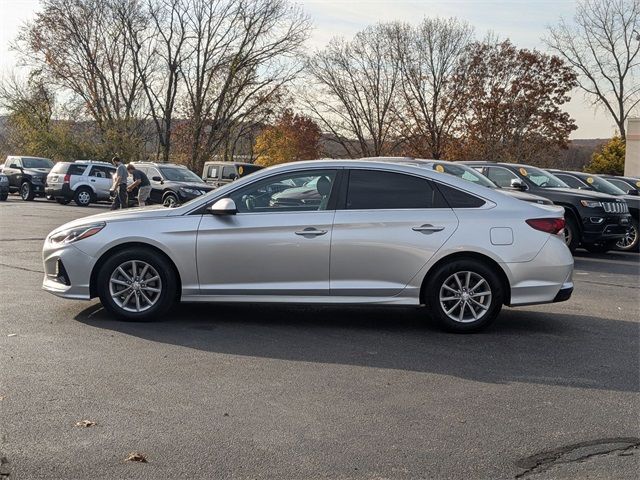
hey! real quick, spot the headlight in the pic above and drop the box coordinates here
[48,222,106,245]
[32,176,44,183]
[580,200,602,208]
[180,187,202,196]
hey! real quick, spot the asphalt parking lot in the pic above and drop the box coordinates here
[0,196,638,480]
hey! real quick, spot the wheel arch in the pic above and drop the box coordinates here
[419,251,511,306]
[89,242,182,300]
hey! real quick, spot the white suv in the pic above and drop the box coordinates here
[46,161,116,207]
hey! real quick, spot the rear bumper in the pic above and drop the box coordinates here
[45,183,73,199]
[553,284,573,303]
[505,235,574,307]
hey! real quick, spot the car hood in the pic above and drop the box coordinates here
[497,189,552,205]
[24,168,51,176]
[51,205,173,232]
[174,181,213,191]
[542,187,622,202]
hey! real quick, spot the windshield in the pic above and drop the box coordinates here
[23,158,54,169]
[160,167,204,183]
[433,163,496,188]
[520,166,569,188]
[580,175,627,195]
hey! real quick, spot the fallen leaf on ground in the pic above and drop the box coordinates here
[0,396,4,401]
[7,334,16,337]
[75,420,96,428]
[125,452,147,463]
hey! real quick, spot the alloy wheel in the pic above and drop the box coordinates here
[108,260,162,313]
[616,224,638,250]
[77,190,91,205]
[439,271,492,324]
[564,225,572,247]
[163,195,177,207]
[20,183,32,200]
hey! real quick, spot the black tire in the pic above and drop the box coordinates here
[74,188,93,207]
[616,219,639,252]
[424,258,504,333]
[56,198,71,205]
[0,193,7,201]
[97,247,177,321]
[20,182,35,201]
[162,192,179,208]
[563,216,579,253]
[584,240,617,254]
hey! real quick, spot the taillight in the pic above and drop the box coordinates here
[63,174,70,184]
[526,218,565,234]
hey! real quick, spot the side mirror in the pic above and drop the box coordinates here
[510,178,527,191]
[208,198,237,215]
[152,176,162,182]
[627,189,639,196]
[9,164,20,169]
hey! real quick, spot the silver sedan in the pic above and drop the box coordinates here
[42,159,574,332]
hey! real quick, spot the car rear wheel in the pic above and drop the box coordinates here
[74,188,92,207]
[97,248,177,321]
[425,258,504,333]
[0,193,7,201]
[20,182,35,201]
[162,192,178,208]
[616,219,639,252]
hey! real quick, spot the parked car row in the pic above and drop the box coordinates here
[2,155,637,253]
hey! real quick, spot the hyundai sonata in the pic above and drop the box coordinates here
[43,159,573,332]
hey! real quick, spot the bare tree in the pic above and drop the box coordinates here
[305,23,402,158]
[394,18,474,159]
[117,0,189,162]
[15,0,149,158]
[545,0,640,140]
[179,0,310,171]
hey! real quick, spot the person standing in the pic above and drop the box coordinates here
[110,156,128,210]
[127,164,152,207]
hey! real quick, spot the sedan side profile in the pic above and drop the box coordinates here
[42,160,574,332]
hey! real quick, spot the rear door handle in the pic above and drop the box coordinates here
[412,224,445,233]
[295,227,328,237]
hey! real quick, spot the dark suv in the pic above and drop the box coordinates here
[464,162,632,253]
[3,156,54,200]
[130,162,214,207]
[549,170,639,252]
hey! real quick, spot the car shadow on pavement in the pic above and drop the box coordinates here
[75,303,639,393]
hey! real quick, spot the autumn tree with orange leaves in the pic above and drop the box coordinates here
[254,109,321,166]
[447,40,578,164]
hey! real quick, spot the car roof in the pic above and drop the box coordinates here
[131,162,188,168]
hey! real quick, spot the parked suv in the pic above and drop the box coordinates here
[46,161,116,207]
[598,175,640,196]
[130,162,214,207]
[464,162,632,253]
[3,156,54,200]
[549,170,639,252]
[202,161,263,188]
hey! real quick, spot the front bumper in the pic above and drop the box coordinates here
[42,242,94,300]
[581,214,632,243]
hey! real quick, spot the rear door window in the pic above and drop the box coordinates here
[207,165,219,179]
[555,174,586,189]
[68,164,88,176]
[345,170,441,210]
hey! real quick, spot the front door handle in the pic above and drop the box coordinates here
[295,227,328,237]
[412,224,445,233]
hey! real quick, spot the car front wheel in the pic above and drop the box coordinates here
[162,192,179,208]
[97,248,177,321]
[616,219,639,252]
[425,258,504,333]
[20,182,35,201]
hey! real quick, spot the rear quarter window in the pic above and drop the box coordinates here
[435,183,486,208]
[68,164,88,175]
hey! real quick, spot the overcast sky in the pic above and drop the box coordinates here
[0,0,617,139]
